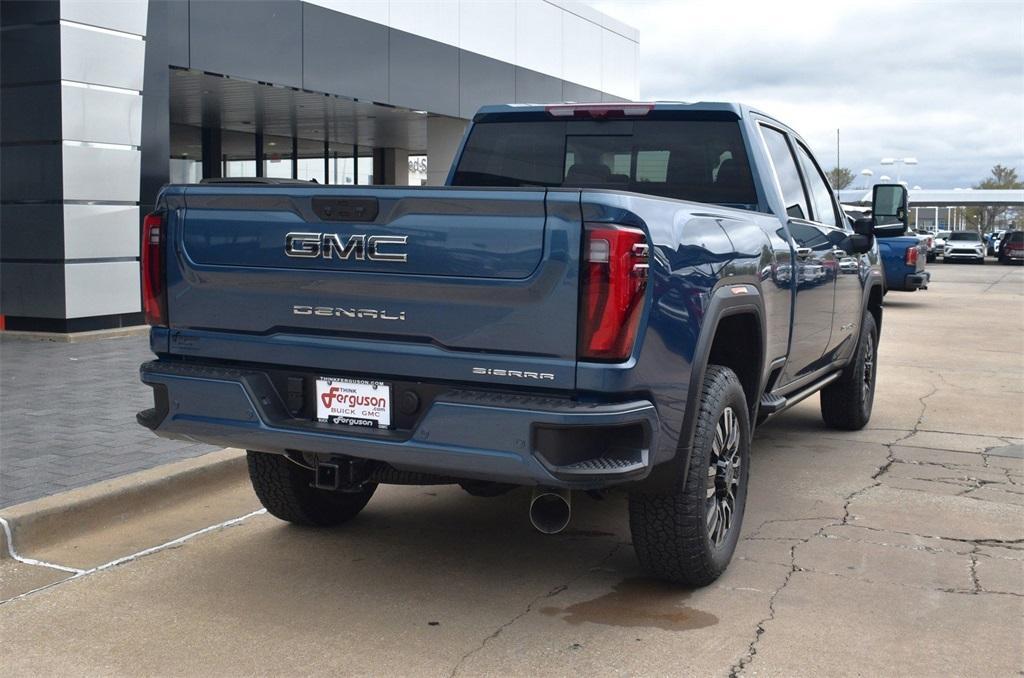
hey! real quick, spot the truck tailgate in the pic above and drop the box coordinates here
[162,186,582,389]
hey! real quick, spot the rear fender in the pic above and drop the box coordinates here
[638,283,766,493]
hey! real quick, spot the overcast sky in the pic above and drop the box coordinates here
[595,0,1024,189]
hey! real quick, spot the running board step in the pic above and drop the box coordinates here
[759,392,787,415]
[557,456,646,475]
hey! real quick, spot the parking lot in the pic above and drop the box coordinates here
[1,261,1022,677]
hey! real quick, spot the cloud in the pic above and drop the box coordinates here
[595,0,1024,188]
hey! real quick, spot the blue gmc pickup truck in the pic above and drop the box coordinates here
[138,102,908,586]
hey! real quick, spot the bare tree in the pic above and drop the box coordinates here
[826,167,855,190]
[963,165,1023,232]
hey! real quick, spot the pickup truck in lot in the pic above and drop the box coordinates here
[138,102,908,587]
[877,236,929,292]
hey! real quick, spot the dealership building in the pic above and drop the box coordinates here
[0,0,639,332]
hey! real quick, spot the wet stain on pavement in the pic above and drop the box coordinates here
[540,577,718,631]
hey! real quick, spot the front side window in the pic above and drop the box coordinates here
[795,143,840,228]
[759,126,809,220]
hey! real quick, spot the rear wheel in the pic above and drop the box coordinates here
[628,365,750,587]
[820,312,878,430]
[247,451,376,526]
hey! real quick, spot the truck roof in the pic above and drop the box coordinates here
[474,101,759,119]
[472,101,797,143]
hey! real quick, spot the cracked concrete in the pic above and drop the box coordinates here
[0,258,1021,675]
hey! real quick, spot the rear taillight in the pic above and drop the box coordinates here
[905,245,919,266]
[141,212,167,326]
[578,225,649,361]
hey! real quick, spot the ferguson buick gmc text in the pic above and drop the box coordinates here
[138,102,908,586]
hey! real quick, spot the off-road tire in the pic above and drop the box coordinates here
[628,365,750,587]
[820,312,878,430]
[247,451,376,526]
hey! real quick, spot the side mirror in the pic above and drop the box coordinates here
[843,233,873,254]
[853,217,874,237]
[871,184,909,236]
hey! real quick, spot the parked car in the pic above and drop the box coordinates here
[878,236,929,292]
[138,102,901,588]
[913,229,937,262]
[987,230,1006,256]
[933,230,950,258]
[998,230,1023,264]
[943,231,986,264]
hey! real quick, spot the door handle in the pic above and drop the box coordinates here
[795,247,813,259]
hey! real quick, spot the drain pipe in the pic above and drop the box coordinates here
[529,487,572,534]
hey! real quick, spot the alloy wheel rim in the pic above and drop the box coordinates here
[862,333,875,402]
[706,406,741,547]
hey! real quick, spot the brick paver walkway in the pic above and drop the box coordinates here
[0,333,217,508]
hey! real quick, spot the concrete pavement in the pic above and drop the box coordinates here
[1,262,1021,676]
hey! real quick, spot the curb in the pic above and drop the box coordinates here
[0,325,149,343]
[0,448,247,561]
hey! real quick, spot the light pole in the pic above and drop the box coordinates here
[859,168,873,190]
[880,157,918,183]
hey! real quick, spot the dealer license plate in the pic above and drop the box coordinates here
[315,377,392,429]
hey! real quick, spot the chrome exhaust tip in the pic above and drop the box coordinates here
[529,487,572,534]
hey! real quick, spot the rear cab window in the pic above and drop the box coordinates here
[451,116,759,210]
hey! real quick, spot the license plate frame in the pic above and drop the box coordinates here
[315,377,392,429]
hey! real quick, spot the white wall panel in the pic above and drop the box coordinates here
[60,24,145,90]
[601,30,636,100]
[307,0,637,97]
[61,85,142,146]
[561,10,603,91]
[459,0,516,64]
[515,0,562,78]
[64,261,140,317]
[62,146,141,202]
[390,0,459,46]
[305,0,389,26]
[63,204,139,259]
[60,0,148,36]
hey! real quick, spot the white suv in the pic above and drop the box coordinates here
[943,231,986,264]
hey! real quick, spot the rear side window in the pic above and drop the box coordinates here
[452,119,758,208]
[759,126,809,220]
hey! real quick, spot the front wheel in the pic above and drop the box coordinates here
[247,451,376,526]
[628,365,750,587]
[820,312,878,430]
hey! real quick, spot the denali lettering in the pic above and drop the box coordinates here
[293,305,406,320]
[285,232,408,262]
[472,367,555,380]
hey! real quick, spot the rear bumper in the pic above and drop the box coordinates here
[139,360,661,489]
[903,271,930,290]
